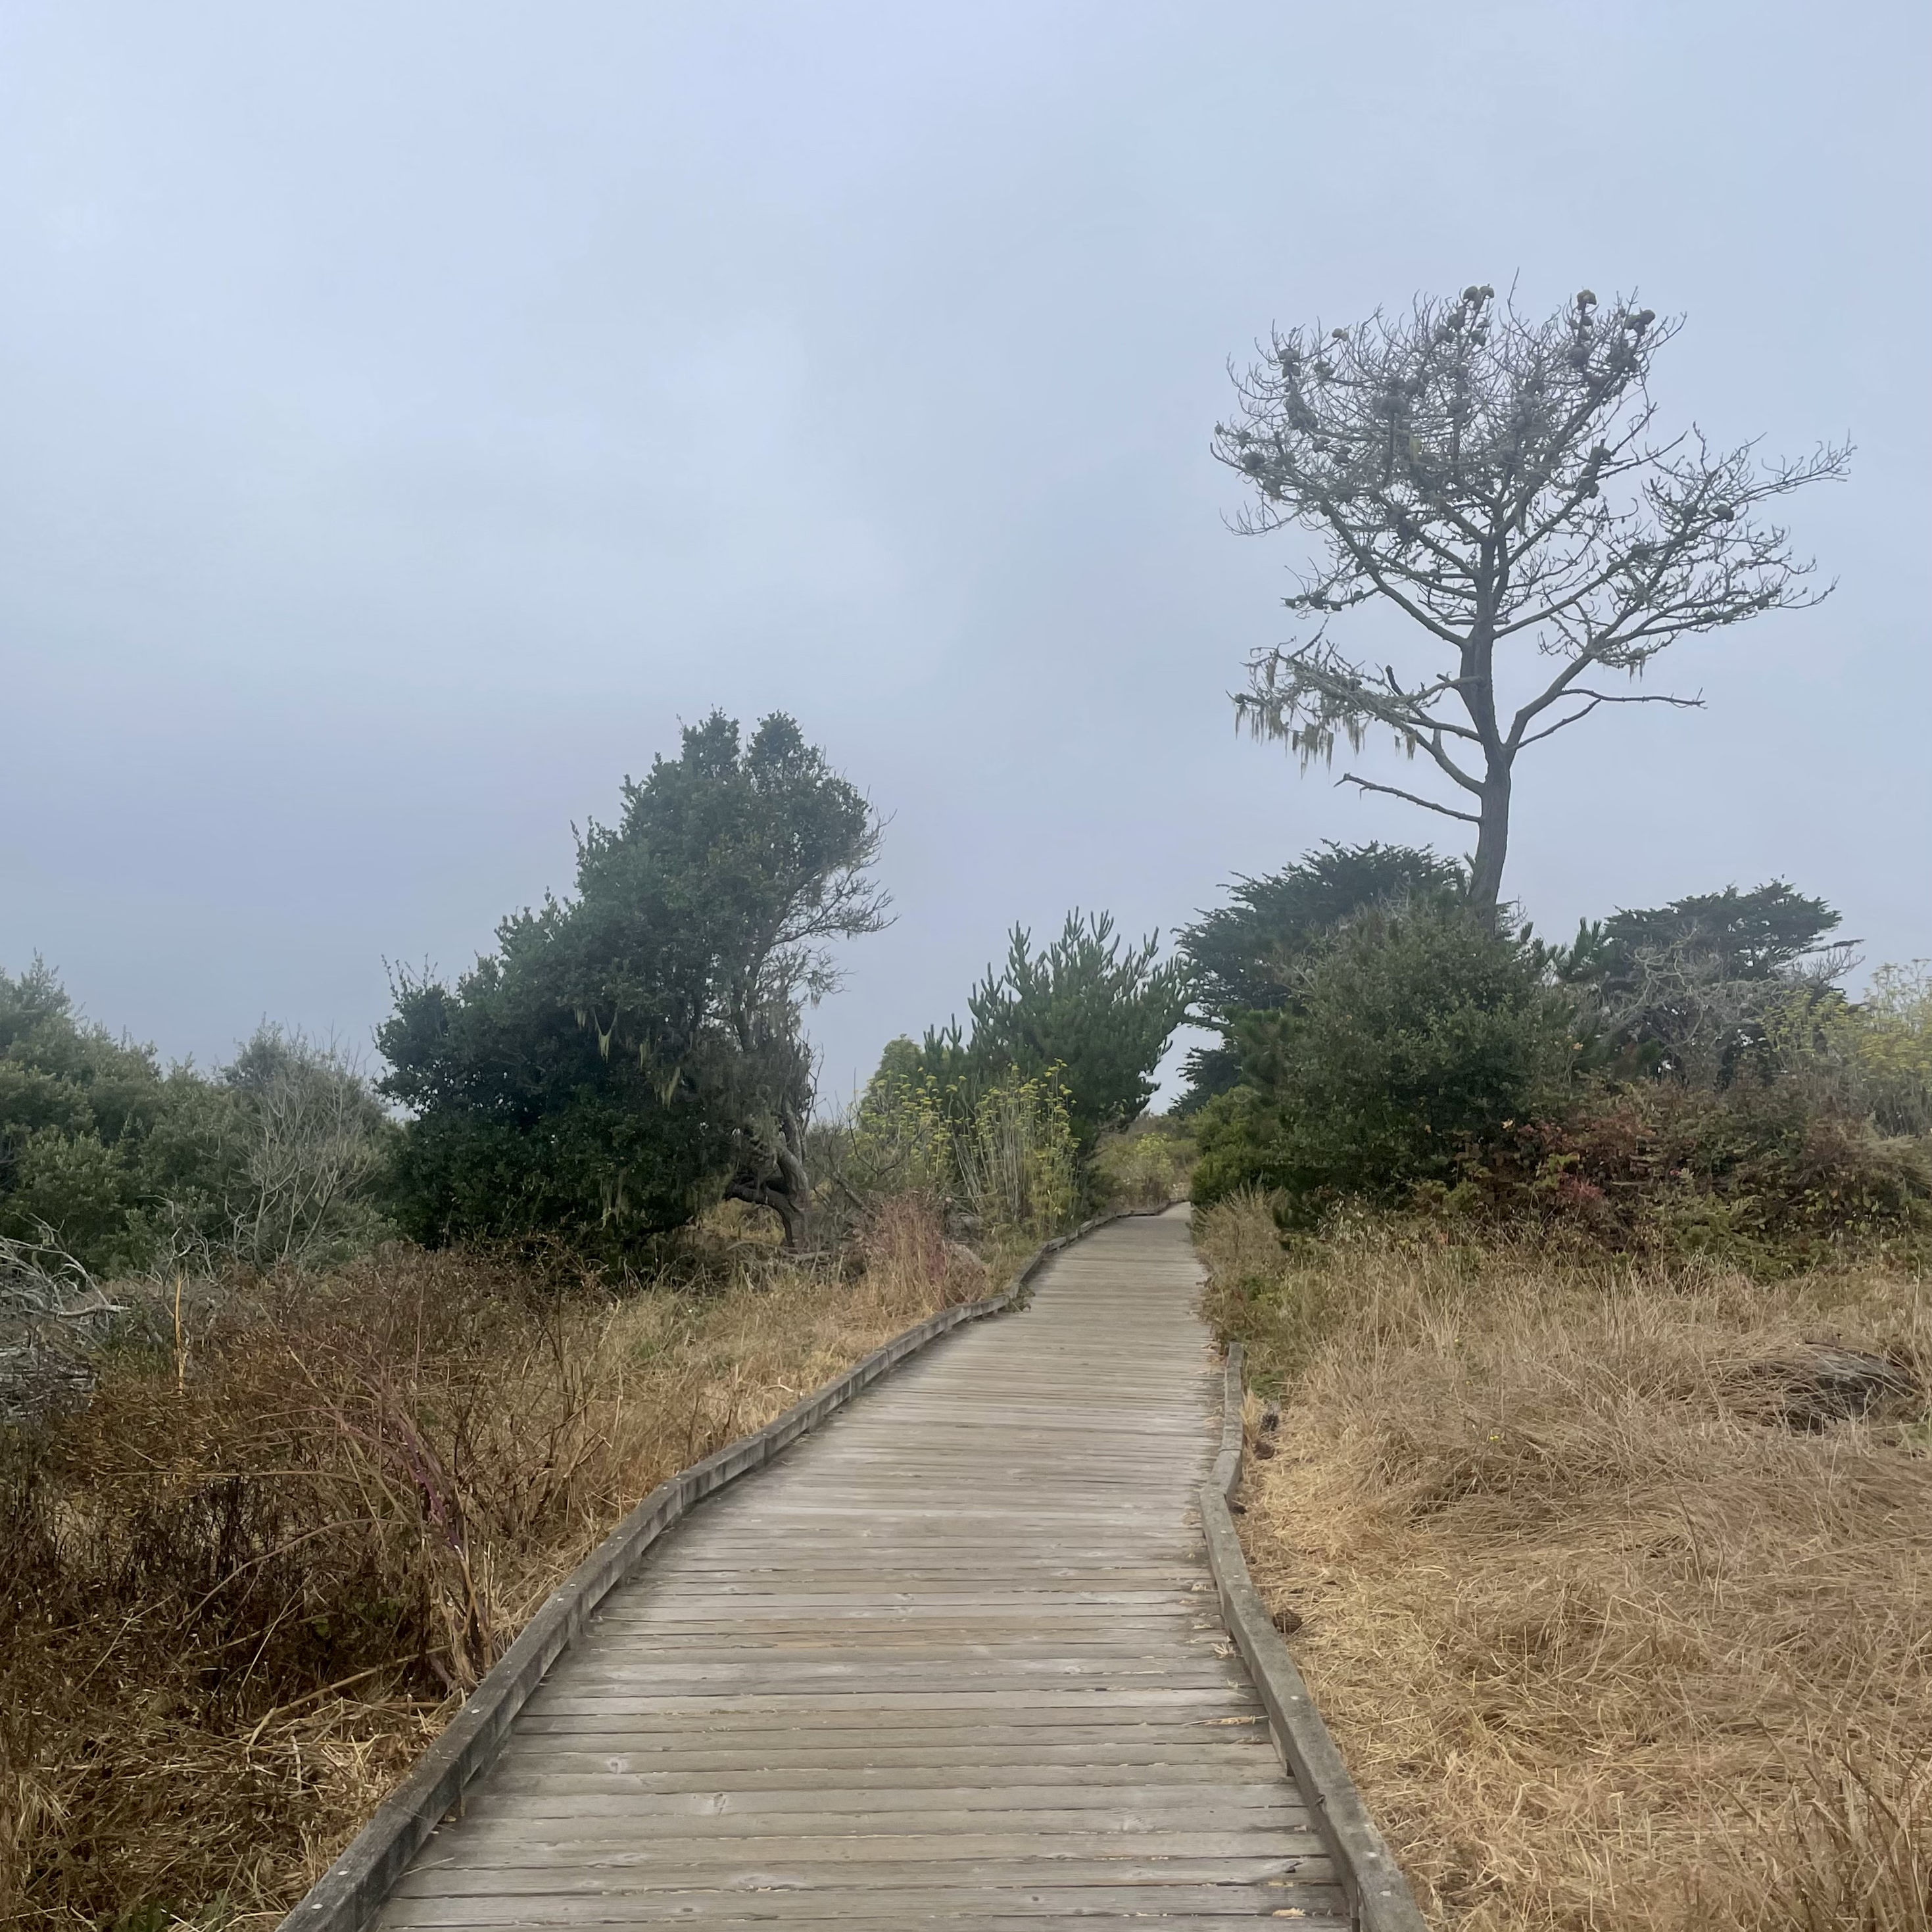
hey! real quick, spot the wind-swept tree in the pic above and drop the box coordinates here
[381,713,886,1252]
[571,712,888,1244]
[1217,284,1849,917]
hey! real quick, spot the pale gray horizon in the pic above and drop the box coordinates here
[3,1,1927,1105]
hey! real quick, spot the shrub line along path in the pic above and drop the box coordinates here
[371,1209,1349,1928]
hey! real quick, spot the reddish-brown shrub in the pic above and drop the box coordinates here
[1444,1082,1932,1265]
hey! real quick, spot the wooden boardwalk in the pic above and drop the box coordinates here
[378,1209,1349,1928]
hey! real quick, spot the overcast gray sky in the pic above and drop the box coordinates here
[3,0,1927,1101]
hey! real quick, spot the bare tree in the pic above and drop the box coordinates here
[1583,937,1858,1086]
[1217,285,1850,917]
[222,1026,392,1267]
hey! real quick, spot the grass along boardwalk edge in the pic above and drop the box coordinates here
[1199,1340,1427,1932]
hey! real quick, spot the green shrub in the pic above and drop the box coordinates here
[1762,963,1932,1136]
[1176,841,1465,1111]
[1191,906,1578,1221]
[1,963,172,1273]
[1,966,390,1278]
[850,908,1188,1222]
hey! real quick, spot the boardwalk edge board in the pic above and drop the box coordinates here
[1199,1341,1428,1932]
[276,1203,1181,1932]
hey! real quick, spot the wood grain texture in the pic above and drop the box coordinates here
[375,1211,1350,1930]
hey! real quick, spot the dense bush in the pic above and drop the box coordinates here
[2,962,210,1274]
[1086,1114,1195,1211]
[1,964,390,1280]
[1191,905,1578,1219]
[1445,1078,1932,1265]
[1766,962,1932,1136]
[206,1026,395,1268]
[1561,879,1850,1082]
[1184,848,1932,1259]
[836,907,1187,1228]
[1177,842,1464,1110]
[376,945,739,1255]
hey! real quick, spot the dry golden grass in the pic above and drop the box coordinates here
[1,1195,988,1930]
[1198,1191,1932,1931]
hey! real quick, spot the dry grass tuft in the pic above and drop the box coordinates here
[1199,1191,1932,1931]
[1,1196,986,1930]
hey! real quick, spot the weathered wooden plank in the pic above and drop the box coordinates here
[494,1733,1276,1764]
[395,1847,1324,1887]
[383,1884,1345,1927]
[529,1685,1256,1710]
[570,1624,1226,1645]
[539,1662,1251,1690]
[487,1754,1278,1785]
[506,1711,1271,1739]
[475,1774,1300,1808]
[454,1791,1309,1829]
[423,1812,1316,1853]
[389,1912,1349,1931]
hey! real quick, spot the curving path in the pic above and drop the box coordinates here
[377,1209,1348,1928]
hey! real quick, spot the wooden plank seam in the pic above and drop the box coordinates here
[274,1202,1184,1932]
[1197,1340,1428,1932]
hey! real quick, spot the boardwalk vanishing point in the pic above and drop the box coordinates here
[375,1209,1352,1929]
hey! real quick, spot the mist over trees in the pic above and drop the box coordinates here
[4,708,1200,1286]
[1217,285,1850,915]
[0,288,1900,1281]
[0,30,1919,1903]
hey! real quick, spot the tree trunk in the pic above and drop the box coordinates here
[1468,768,1511,925]
[773,1107,813,1251]
[725,1176,808,1249]
[767,1186,808,1251]
[727,1110,815,1252]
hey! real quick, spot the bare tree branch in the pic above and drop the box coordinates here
[1513,688,1704,750]
[1336,773,1482,824]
